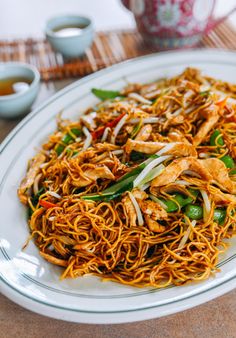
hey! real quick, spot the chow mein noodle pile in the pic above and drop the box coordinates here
[18,68,236,287]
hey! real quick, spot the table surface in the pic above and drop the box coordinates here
[1,1,236,337]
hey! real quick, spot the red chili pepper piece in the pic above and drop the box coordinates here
[39,200,57,209]
[91,113,126,139]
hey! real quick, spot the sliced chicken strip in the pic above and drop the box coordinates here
[150,157,212,193]
[139,200,168,220]
[201,158,236,194]
[18,153,46,204]
[145,216,166,233]
[193,105,219,146]
[135,124,152,141]
[125,139,197,157]
[210,190,236,205]
[72,166,115,188]
[122,194,137,227]
[40,251,68,267]
[167,130,190,143]
[132,188,148,200]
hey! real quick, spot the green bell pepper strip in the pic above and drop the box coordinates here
[213,209,227,225]
[185,204,226,224]
[91,88,123,100]
[158,189,199,213]
[220,155,235,169]
[185,204,203,220]
[55,128,81,155]
[210,130,224,147]
[229,168,236,175]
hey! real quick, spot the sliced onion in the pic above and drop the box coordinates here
[101,127,111,142]
[138,164,165,186]
[130,117,160,124]
[171,107,182,116]
[81,112,97,130]
[200,85,210,92]
[200,190,211,221]
[39,163,48,169]
[48,217,56,222]
[112,149,124,156]
[111,114,128,144]
[211,89,236,105]
[48,191,62,199]
[82,126,92,151]
[128,92,152,105]
[33,173,42,195]
[178,220,197,250]
[175,180,191,186]
[156,143,176,156]
[150,194,168,209]
[184,89,194,101]
[48,244,54,250]
[183,170,201,178]
[133,155,171,188]
[184,106,197,114]
[128,191,144,226]
[139,182,151,191]
[199,153,210,159]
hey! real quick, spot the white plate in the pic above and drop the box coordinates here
[1,50,236,324]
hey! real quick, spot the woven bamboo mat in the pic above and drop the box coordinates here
[0,21,235,81]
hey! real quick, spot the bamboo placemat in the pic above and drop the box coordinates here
[0,21,235,81]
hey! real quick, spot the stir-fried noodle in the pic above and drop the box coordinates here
[18,68,236,287]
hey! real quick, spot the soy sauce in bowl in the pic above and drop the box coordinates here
[0,77,32,96]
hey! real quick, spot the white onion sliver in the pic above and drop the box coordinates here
[111,114,128,144]
[112,149,124,155]
[183,170,201,178]
[128,92,152,105]
[130,117,160,124]
[175,180,191,186]
[139,182,150,191]
[150,194,168,210]
[184,90,193,101]
[39,163,48,169]
[156,143,177,156]
[48,191,62,199]
[171,107,182,116]
[178,220,197,250]
[48,244,54,250]
[33,173,42,195]
[138,164,165,186]
[133,155,171,188]
[101,127,111,142]
[128,192,144,226]
[200,190,211,221]
[199,153,209,159]
[48,217,55,222]
[200,85,210,92]
[184,106,197,115]
[82,126,92,151]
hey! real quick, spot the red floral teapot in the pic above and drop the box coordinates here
[121,0,236,49]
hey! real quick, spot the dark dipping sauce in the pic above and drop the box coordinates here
[0,77,32,96]
[52,24,88,37]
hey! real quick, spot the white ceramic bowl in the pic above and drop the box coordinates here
[0,62,40,119]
